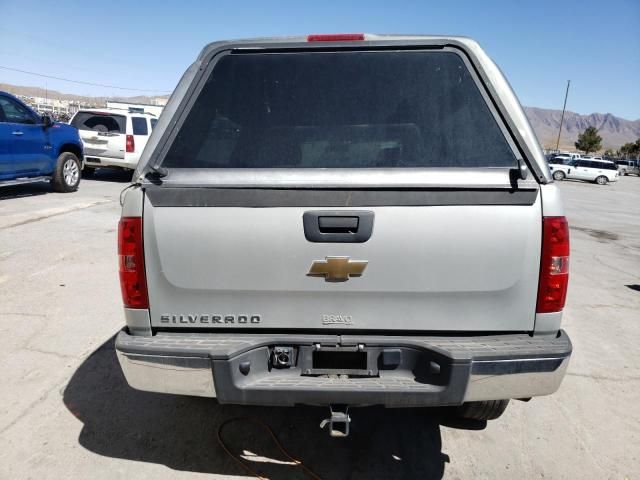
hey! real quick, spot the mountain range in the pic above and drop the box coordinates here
[2,83,638,152]
[0,83,168,107]
[523,107,640,151]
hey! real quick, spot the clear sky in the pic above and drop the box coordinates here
[1,0,638,119]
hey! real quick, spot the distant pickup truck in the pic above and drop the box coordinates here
[615,159,639,176]
[0,91,83,191]
[115,34,572,437]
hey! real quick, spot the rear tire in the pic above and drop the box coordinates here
[553,170,566,181]
[595,175,608,185]
[457,400,510,421]
[82,166,96,178]
[51,152,81,192]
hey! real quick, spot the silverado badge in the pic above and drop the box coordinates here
[307,256,368,282]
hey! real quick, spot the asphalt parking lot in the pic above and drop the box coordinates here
[0,172,639,479]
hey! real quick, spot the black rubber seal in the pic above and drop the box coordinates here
[145,187,538,207]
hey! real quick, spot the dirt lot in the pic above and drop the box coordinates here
[0,172,638,479]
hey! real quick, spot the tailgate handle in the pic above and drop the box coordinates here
[303,211,374,243]
[318,216,359,233]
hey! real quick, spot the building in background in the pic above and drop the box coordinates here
[10,92,168,122]
[15,94,100,122]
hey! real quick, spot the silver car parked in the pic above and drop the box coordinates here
[114,34,572,436]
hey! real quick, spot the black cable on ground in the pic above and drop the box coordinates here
[217,417,322,480]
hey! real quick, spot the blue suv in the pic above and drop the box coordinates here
[0,91,84,192]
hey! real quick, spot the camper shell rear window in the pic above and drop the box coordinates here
[161,50,518,169]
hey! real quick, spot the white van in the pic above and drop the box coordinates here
[550,158,619,184]
[70,109,157,173]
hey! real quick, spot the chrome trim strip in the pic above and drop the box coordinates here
[0,176,51,187]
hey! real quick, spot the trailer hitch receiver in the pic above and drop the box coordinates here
[320,406,351,437]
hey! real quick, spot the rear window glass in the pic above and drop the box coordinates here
[72,112,126,133]
[132,117,148,135]
[162,50,517,169]
[150,118,158,130]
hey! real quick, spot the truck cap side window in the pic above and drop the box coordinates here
[162,50,517,169]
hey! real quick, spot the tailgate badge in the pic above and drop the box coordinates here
[307,256,368,282]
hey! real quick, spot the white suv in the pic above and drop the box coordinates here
[550,158,619,185]
[70,109,157,173]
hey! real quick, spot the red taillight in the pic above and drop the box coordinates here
[536,216,570,313]
[307,33,365,42]
[126,134,135,153]
[118,217,148,309]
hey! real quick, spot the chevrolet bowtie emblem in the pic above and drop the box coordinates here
[307,256,368,282]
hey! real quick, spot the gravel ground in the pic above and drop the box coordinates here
[0,171,638,479]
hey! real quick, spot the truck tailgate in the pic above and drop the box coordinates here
[143,189,541,332]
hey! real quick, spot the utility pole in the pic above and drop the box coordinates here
[555,80,571,152]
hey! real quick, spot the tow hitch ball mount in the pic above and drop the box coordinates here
[320,406,351,437]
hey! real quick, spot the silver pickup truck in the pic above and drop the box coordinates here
[616,159,640,176]
[115,34,572,436]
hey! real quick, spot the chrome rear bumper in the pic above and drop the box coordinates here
[116,330,571,406]
[465,356,569,401]
[116,352,216,397]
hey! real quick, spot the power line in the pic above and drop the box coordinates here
[0,65,171,93]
